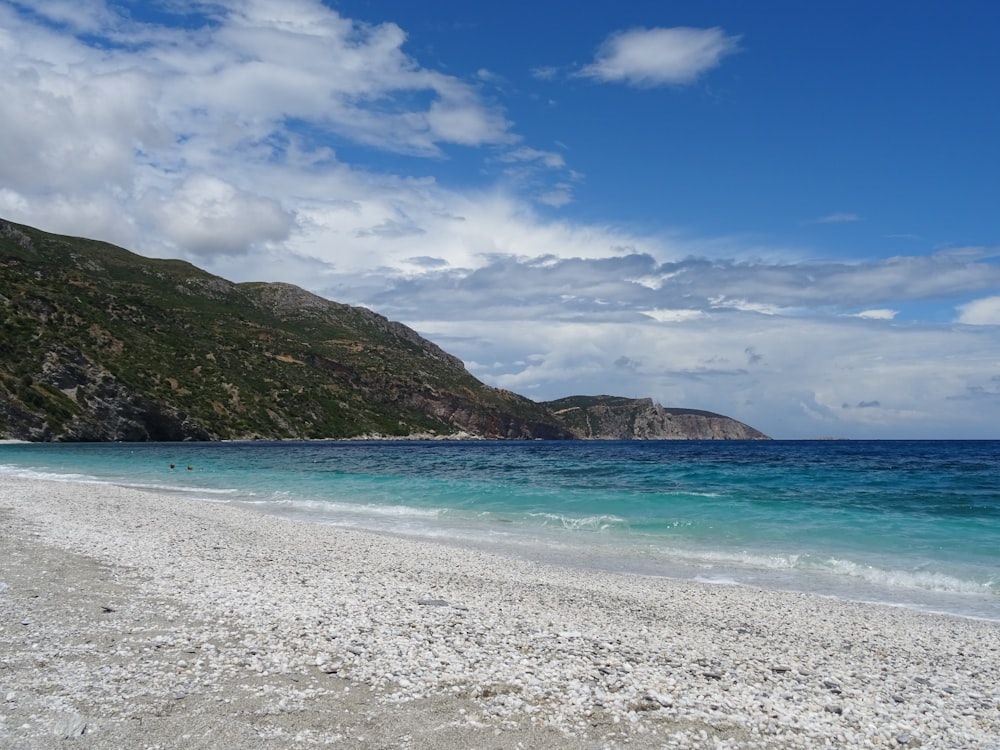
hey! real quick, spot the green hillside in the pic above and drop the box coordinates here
[0,219,570,441]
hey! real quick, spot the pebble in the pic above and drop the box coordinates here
[4,476,1000,750]
[58,715,88,738]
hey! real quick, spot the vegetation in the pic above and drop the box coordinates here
[0,219,569,441]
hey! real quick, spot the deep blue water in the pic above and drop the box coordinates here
[2,440,998,620]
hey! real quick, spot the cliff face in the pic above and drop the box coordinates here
[544,396,770,440]
[3,344,212,442]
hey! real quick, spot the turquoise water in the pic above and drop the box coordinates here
[2,440,998,620]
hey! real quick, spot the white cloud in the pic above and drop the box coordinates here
[855,309,897,320]
[500,147,566,169]
[9,0,116,33]
[495,147,578,209]
[815,212,863,224]
[956,296,1000,325]
[645,309,704,323]
[708,296,792,316]
[0,0,514,189]
[0,30,163,195]
[141,174,294,256]
[162,3,515,156]
[329,248,1000,329]
[579,27,740,87]
[0,0,520,249]
[413,313,1000,439]
[426,93,512,147]
[538,186,574,207]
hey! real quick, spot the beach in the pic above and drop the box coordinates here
[1,476,998,749]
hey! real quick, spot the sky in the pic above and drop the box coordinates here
[2,0,999,439]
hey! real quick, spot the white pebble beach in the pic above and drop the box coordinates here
[1,475,998,749]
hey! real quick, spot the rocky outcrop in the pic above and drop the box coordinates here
[397,388,573,440]
[241,281,468,373]
[8,345,211,442]
[544,396,770,440]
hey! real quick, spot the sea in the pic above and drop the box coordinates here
[1,439,998,622]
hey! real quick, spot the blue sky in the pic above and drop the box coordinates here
[2,0,999,438]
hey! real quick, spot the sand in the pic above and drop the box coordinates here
[1,475,998,749]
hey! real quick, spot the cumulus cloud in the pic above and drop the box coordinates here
[8,0,117,33]
[142,175,294,256]
[302,243,1000,437]
[579,27,740,87]
[158,2,515,156]
[538,186,574,207]
[0,0,516,247]
[855,309,897,320]
[956,295,1000,325]
[0,41,162,196]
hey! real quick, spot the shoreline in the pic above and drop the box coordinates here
[6,459,996,624]
[2,476,999,748]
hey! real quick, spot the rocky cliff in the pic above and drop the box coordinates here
[544,395,770,440]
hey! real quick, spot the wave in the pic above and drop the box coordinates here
[239,493,446,520]
[212,491,1000,600]
[816,556,997,596]
[0,465,104,483]
[118,481,243,496]
[525,512,629,531]
[0,463,248,501]
[657,546,997,596]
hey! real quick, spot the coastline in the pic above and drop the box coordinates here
[1,476,998,748]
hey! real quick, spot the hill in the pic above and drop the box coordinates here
[0,219,769,442]
[543,395,769,440]
[0,219,569,441]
